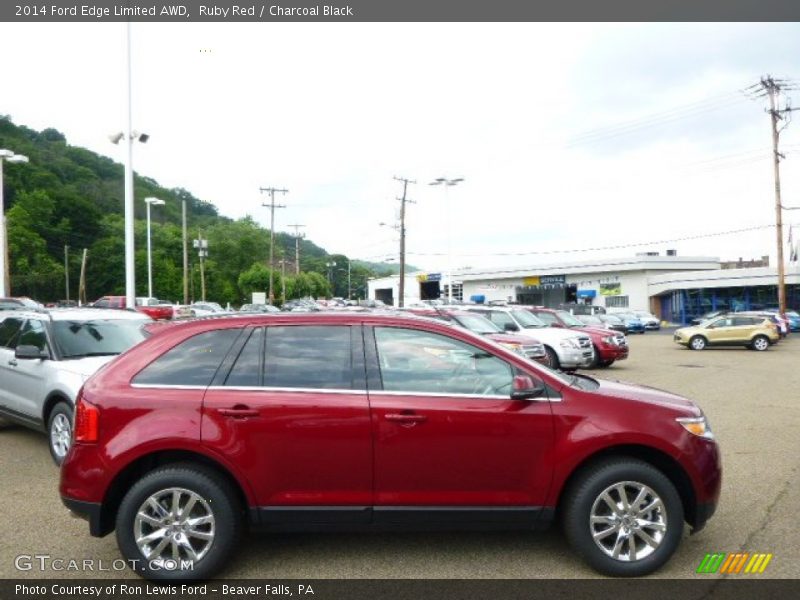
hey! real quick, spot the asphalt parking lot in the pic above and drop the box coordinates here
[1,330,798,579]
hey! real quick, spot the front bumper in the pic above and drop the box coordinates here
[558,347,595,368]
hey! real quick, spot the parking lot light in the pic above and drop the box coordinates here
[0,149,30,296]
[429,177,464,303]
[144,197,166,299]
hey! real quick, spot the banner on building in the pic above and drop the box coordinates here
[599,282,622,296]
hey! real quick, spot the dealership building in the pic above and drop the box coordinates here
[367,252,800,324]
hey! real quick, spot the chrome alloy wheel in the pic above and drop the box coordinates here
[589,481,667,562]
[49,413,72,459]
[753,336,769,351]
[134,487,215,566]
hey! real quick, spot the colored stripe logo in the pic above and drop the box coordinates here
[697,552,773,574]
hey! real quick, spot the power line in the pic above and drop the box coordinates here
[379,224,776,259]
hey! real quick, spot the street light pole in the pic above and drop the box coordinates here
[0,149,29,297]
[429,177,464,303]
[144,197,165,299]
[182,197,189,305]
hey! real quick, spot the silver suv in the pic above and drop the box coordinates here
[0,308,150,464]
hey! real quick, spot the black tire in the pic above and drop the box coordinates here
[544,346,560,370]
[589,346,600,369]
[47,402,74,465]
[116,463,242,581]
[597,359,615,368]
[562,458,684,577]
[689,335,707,351]
[751,335,770,352]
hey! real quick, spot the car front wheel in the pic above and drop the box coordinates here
[544,346,560,370]
[116,464,242,581]
[48,402,74,465]
[563,458,684,577]
[751,335,770,351]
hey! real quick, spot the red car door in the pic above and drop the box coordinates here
[366,325,555,524]
[201,324,373,524]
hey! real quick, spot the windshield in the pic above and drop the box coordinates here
[510,309,546,328]
[556,311,584,327]
[579,315,603,326]
[452,313,502,334]
[53,320,148,358]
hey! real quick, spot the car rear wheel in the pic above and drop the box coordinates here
[751,335,770,352]
[116,463,242,581]
[544,346,560,370]
[48,402,73,465]
[689,336,707,351]
[562,459,684,577]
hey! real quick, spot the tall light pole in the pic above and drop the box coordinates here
[144,197,165,299]
[108,23,149,309]
[429,177,464,303]
[0,149,29,297]
[326,261,336,297]
[182,196,189,305]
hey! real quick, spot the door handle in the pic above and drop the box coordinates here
[385,413,427,424]
[7,359,17,367]
[218,407,260,418]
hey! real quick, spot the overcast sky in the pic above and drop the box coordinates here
[1,22,800,272]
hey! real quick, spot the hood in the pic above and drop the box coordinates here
[486,332,541,345]
[576,326,619,337]
[520,326,585,342]
[595,378,699,414]
[57,355,117,379]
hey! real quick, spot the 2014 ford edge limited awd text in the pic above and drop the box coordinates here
[60,312,721,580]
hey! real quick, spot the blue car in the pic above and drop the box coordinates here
[765,309,800,332]
[613,312,646,334]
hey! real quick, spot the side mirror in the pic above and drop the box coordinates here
[15,345,48,360]
[511,375,545,400]
[503,322,519,332]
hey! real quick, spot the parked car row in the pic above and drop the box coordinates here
[674,312,782,351]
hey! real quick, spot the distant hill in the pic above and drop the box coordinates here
[0,116,391,302]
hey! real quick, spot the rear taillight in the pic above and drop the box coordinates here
[74,392,99,443]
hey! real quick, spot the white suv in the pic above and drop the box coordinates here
[0,308,150,464]
[465,306,595,370]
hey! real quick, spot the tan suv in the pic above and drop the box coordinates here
[673,314,779,351]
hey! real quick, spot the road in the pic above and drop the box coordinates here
[1,331,798,579]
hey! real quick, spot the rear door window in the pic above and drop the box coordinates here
[263,325,358,390]
[224,328,264,387]
[133,328,242,386]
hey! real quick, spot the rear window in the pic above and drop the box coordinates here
[133,328,242,386]
[53,319,149,358]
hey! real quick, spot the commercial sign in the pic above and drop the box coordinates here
[522,274,566,287]
[417,273,442,283]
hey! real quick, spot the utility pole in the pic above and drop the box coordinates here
[755,76,797,315]
[64,245,70,303]
[279,259,287,304]
[394,176,416,307]
[182,197,189,305]
[288,223,305,274]
[260,187,288,304]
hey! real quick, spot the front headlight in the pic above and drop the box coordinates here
[602,335,616,345]
[559,339,579,349]
[498,341,524,355]
[676,416,714,440]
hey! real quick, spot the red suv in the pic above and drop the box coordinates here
[60,312,720,580]
[526,307,629,368]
